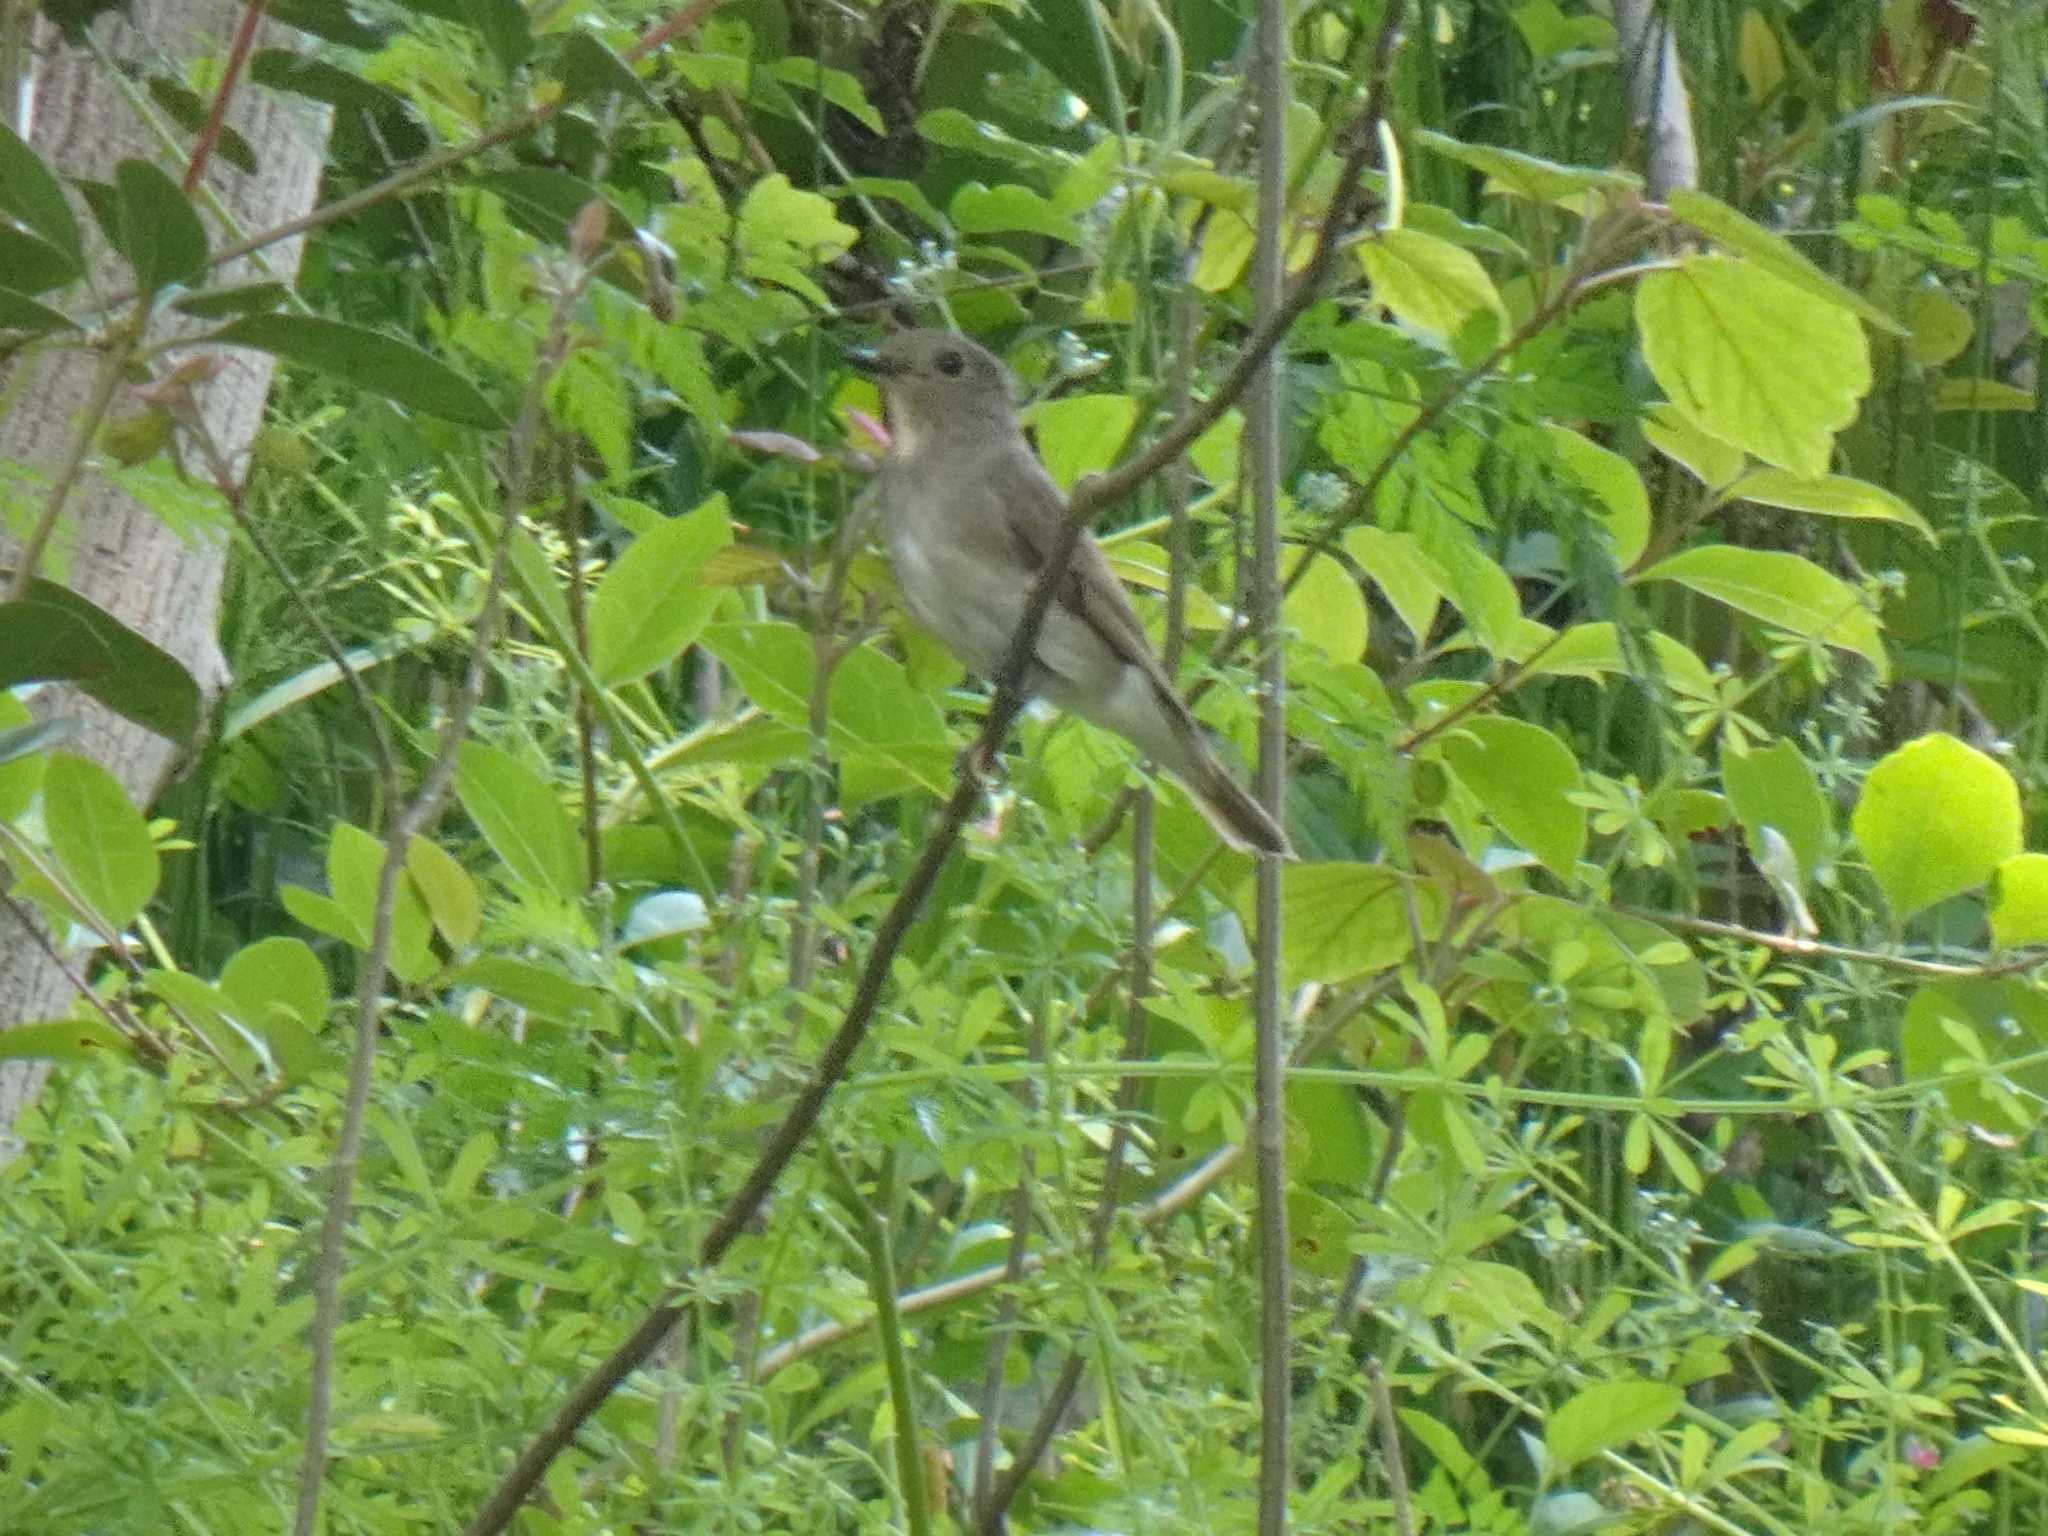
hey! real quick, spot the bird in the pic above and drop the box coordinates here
[847,328,1293,858]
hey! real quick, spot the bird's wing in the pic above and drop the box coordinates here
[992,454,1163,680]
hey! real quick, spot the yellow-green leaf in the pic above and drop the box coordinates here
[1637,255,1871,478]
[1853,734,2021,918]
[1357,226,1506,345]
[1636,545,1886,678]
[1729,470,1934,541]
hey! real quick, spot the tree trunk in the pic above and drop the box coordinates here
[0,4,329,1149]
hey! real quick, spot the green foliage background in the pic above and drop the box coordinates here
[6,1,2048,1533]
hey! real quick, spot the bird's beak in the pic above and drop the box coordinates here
[845,346,903,378]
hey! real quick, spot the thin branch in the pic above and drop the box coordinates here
[293,269,583,1536]
[12,307,140,600]
[1619,906,2048,979]
[466,12,1415,1524]
[1248,0,1293,1531]
[827,1147,932,1536]
[1368,1359,1415,1536]
[181,0,264,193]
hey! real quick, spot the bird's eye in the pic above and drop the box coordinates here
[935,350,965,377]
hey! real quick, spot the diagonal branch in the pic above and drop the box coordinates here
[464,13,1412,1532]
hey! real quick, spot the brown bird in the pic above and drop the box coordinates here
[849,329,1292,858]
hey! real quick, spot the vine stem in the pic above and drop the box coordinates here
[11,306,139,600]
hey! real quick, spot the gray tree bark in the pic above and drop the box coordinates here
[0,4,329,1149]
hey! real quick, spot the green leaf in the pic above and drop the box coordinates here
[1667,189,1901,333]
[171,282,291,319]
[0,1016,133,1063]
[455,742,582,902]
[0,121,82,268]
[325,823,435,983]
[1852,733,2021,918]
[1412,130,1639,204]
[587,495,731,687]
[1344,527,1443,645]
[1283,550,1367,661]
[769,56,883,133]
[1413,513,1521,657]
[558,31,657,109]
[214,315,505,427]
[1024,393,1137,492]
[220,936,330,1033]
[448,957,609,1025]
[1438,715,1587,877]
[1901,980,2048,1134]
[406,835,483,949]
[702,622,953,798]
[1528,623,1717,701]
[0,287,78,334]
[250,49,410,116]
[1357,226,1506,345]
[0,227,84,294]
[43,752,158,931]
[1730,469,1933,540]
[1902,287,1973,367]
[1722,738,1830,884]
[1546,1379,1684,1471]
[112,159,208,297]
[1642,401,1745,490]
[1277,863,1438,985]
[1638,256,1871,478]
[1990,853,2048,949]
[949,181,1082,243]
[1635,546,1886,678]
[1541,424,1648,566]
[0,579,202,743]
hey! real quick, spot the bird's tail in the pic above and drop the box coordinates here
[1172,743,1294,859]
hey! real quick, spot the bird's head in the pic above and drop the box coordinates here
[846,329,1015,456]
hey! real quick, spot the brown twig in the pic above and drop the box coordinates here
[465,13,1414,1526]
[1368,1359,1415,1536]
[294,265,587,1536]
[1620,906,2048,979]
[182,0,265,193]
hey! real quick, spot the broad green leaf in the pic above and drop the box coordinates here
[545,350,630,480]
[0,580,201,743]
[449,957,609,1024]
[215,315,505,427]
[220,936,330,1033]
[1542,424,1648,566]
[1729,470,1933,541]
[0,1016,132,1063]
[325,823,435,983]
[1412,130,1639,205]
[1357,226,1506,345]
[1511,0,1615,57]
[1637,256,1870,478]
[112,158,207,297]
[1283,551,1367,660]
[1636,546,1886,677]
[1991,853,2048,950]
[1935,378,2034,413]
[0,227,82,294]
[1722,737,1829,883]
[455,743,582,902]
[769,57,882,133]
[735,174,857,306]
[171,282,290,319]
[1904,288,1973,367]
[1737,9,1784,102]
[1527,623,1716,701]
[950,182,1082,243]
[1852,733,2020,918]
[1344,527,1443,645]
[1901,980,2048,1133]
[1024,394,1137,491]
[0,288,77,333]
[406,835,483,949]
[1276,863,1439,985]
[1642,402,1745,490]
[1413,514,1520,657]
[1438,715,1586,877]
[0,121,82,267]
[587,497,731,687]
[1546,1378,1684,1470]
[558,31,657,109]
[44,752,158,931]
[1667,189,1900,333]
